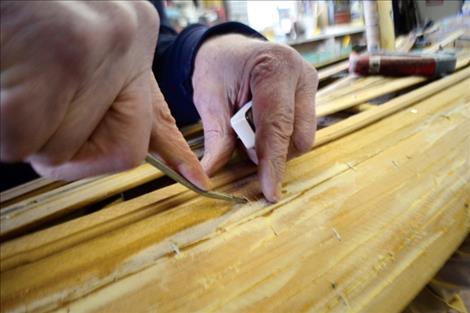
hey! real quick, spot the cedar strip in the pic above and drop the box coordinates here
[1,80,468,312]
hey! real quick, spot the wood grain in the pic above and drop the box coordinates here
[1,75,469,313]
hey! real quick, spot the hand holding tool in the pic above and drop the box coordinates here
[145,154,248,204]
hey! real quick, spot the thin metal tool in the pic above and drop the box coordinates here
[145,154,248,204]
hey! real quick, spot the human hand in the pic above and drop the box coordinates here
[192,34,317,202]
[1,1,209,189]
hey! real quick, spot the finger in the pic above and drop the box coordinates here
[288,64,318,159]
[148,75,211,190]
[251,49,299,202]
[30,71,154,180]
[194,89,237,176]
[27,69,128,167]
[0,73,73,162]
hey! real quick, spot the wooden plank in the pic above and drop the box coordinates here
[1,77,469,313]
[2,65,470,246]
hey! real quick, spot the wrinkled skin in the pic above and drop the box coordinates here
[193,34,318,202]
[0,1,210,189]
[1,2,317,202]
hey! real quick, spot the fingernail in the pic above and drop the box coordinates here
[261,159,282,203]
[270,182,282,203]
[179,163,212,190]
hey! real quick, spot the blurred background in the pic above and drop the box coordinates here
[161,0,465,67]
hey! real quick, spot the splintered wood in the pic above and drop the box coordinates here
[1,65,470,313]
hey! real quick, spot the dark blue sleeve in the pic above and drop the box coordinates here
[150,2,265,127]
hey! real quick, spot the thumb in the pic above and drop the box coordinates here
[195,94,237,177]
[148,74,211,190]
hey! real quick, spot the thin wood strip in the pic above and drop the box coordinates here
[0,164,163,238]
[317,76,426,116]
[2,84,468,312]
[0,178,64,208]
[317,76,389,103]
[317,75,357,97]
[317,60,349,81]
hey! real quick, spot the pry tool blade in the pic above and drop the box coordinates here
[145,153,248,204]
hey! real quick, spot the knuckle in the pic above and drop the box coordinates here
[108,15,138,55]
[133,1,160,28]
[251,43,302,84]
[46,20,95,79]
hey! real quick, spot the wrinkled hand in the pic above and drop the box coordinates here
[193,34,318,202]
[1,1,209,189]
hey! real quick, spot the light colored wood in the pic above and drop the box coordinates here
[316,65,470,147]
[0,164,163,239]
[0,33,468,313]
[0,178,64,208]
[2,63,469,242]
[317,75,425,116]
[2,68,467,273]
[317,75,358,98]
[317,76,388,103]
[345,103,376,114]
[1,75,469,313]
[317,60,349,81]
[377,0,395,50]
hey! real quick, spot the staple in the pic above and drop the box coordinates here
[170,242,181,256]
[346,162,356,171]
[332,228,342,241]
